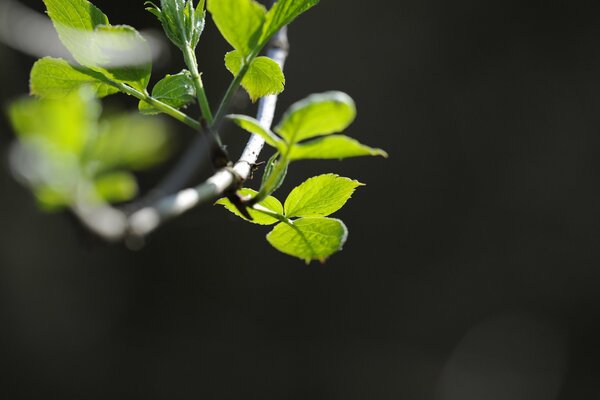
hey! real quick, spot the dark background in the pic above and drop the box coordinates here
[2,0,600,398]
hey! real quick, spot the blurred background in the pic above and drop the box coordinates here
[2,0,600,398]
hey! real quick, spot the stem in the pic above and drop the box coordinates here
[115,82,200,130]
[212,60,251,125]
[183,45,214,124]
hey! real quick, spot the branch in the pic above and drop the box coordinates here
[71,27,290,242]
[128,27,289,237]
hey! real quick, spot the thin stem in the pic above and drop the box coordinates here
[115,82,200,130]
[212,60,251,125]
[183,45,214,124]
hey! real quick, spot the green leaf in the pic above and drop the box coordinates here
[43,0,110,65]
[207,0,266,55]
[266,217,348,263]
[93,25,152,91]
[8,88,99,154]
[94,172,138,202]
[260,0,319,44]
[260,152,288,196]
[149,0,205,50]
[275,91,356,144]
[215,188,283,225]
[288,135,388,160]
[85,114,172,174]
[284,174,363,218]
[225,50,285,101]
[30,57,118,99]
[226,114,282,148]
[140,71,196,115]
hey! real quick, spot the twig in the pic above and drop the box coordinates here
[72,27,289,242]
[128,27,289,238]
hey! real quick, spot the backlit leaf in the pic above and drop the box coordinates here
[266,217,348,263]
[207,0,266,55]
[284,174,363,218]
[225,50,285,101]
[215,188,283,225]
[275,91,355,144]
[288,134,388,160]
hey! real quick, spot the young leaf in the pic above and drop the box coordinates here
[30,57,118,99]
[288,135,388,160]
[284,174,363,218]
[43,0,110,65]
[225,50,285,101]
[260,0,319,45]
[94,172,138,203]
[207,0,266,55]
[260,153,288,196]
[215,188,283,225]
[140,71,196,115]
[275,91,356,144]
[266,217,348,263]
[226,114,283,149]
[148,0,205,50]
[93,25,152,91]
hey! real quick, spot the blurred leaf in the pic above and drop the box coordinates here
[207,0,266,55]
[86,114,172,173]
[284,174,363,218]
[288,134,388,160]
[226,113,282,148]
[275,91,356,144]
[30,57,118,99]
[260,0,319,44]
[266,217,347,263]
[215,188,283,225]
[140,70,196,115]
[225,50,284,101]
[94,172,138,203]
[8,89,98,154]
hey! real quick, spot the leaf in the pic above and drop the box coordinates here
[226,114,282,149]
[266,217,348,263]
[275,91,356,144]
[94,172,138,202]
[215,188,283,225]
[93,25,152,91]
[284,174,363,218]
[43,0,110,65]
[148,0,205,50]
[260,152,288,196]
[85,114,172,173]
[30,57,118,99]
[260,0,319,45]
[225,50,285,101]
[288,135,388,160]
[207,0,266,55]
[140,71,196,115]
[8,89,99,154]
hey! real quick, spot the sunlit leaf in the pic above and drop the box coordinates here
[266,217,348,263]
[225,50,285,101]
[140,70,196,115]
[284,174,363,218]
[215,188,283,225]
[226,114,282,148]
[288,135,388,160]
[207,0,266,55]
[275,91,356,144]
[30,57,118,99]
[260,0,319,45]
